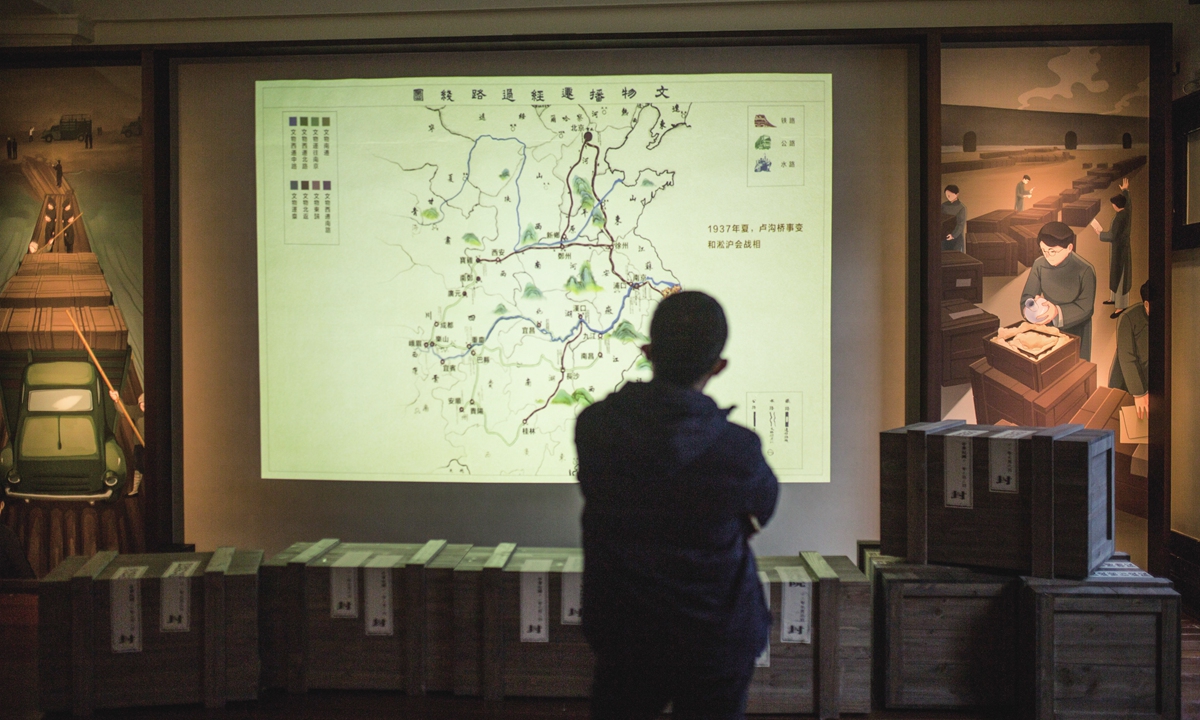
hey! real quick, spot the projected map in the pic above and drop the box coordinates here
[256,75,831,483]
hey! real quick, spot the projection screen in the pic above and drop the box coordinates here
[254,73,832,484]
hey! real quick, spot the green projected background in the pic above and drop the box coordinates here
[255,74,832,483]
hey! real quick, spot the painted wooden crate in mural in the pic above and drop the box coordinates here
[1061,196,1103,227]
[1069,386,1144,518]
[17,251,103,276]
[1032,195,1063,213]
[983,323,1080,392]
[0,275,112,309]
[964,232,1018,276]
[968,355,1096,428]
[1018,580,1180,720]
[747,554,871,717]
[259,539,461,693]
[1059,187,1084,203]
[1009,208,1056,226]
[0,305,128,352]
[1006,223,1045,267]
[940,252,984,304]
[965,210,1012,235]
[940,300,999,387]
[879,422,1114,579]
[39,548,262,714]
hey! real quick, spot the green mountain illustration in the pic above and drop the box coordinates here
[523,283,544,299]
[573,176,596,212]
[755,134,772,150]
[564,262,602,294]
[494,303,508,314]
[551,388,596,407]
[611,319,648,343]
[421,207,440,220]
[635,356,652,371]
[520,224,538,247]
[641,179,654,187]
[463,233,482,247]
[500,168,511,180]
[590,209,606,229]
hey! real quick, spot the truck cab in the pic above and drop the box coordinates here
[2,361,126,502]
[41,114,92,143]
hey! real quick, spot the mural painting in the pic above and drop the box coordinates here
[936,46,1151,554]
[0,67,145,577]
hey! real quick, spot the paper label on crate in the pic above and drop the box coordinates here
[160,560,201,633]
[110,566,147,653]
[775,566,811,644]
[330,551,371,620]
[987,430,1032,494]
[363,566,394,636]
[755,571,771,667]
[561,555,583,626]
[955,278,972,287]
[944,430,986,509]
[520,558,553,642]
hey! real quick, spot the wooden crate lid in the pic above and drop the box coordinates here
[941,300,997,329]
[262,540,321,567]
[95,551,215,581]
[501,547,581,573]
[453,545,508,573]
[427,543,473,570]
[305,541,427,569]
[941,250,984,268]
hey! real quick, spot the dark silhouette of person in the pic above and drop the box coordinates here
[942,185,967,253]
[54,159,63,187]
[575,290,778,720]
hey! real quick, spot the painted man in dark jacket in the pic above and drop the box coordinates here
[1021,222,1097,361]
[575,290,778,720]
[1090,190,1132,315]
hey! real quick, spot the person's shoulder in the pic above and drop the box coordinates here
[1067,251,1096,274]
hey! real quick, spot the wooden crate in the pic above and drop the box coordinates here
[984,323,1080,393]
[0,275,112,309]
[964,232,1018,276]
[1032,196,1063,213]
[1062,197,1102,227]
[747,554,871,717]
[1069,387,1143,518]
[452,544,513,697]
[940,301,999,386]
[18,252,102,276]
[489,547,593,700]
[1009,208,1056,226]
[39,548,262,714]
[1018,581,1180,719]
[1071,176,1094,189]
[0,306,129,352]
[941,252,984,304]
[1059,187,1083,203]
[878,420,964,558]
[965,210,1013,234]
[969,356,1096,428]
[1006,223,1044,267]
[874,563,1018,709]
[417,543,474,694]
[259,538,455,693]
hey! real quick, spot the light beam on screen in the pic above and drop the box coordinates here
[255,73,831,483]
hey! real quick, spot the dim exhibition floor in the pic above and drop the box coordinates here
[3,617,1200,720]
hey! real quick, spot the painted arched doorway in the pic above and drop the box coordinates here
[1123,132,1133,149]
[963,131,977,153]
[1065,131,1078,150]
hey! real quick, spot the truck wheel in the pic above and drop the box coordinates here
[43,136,51,143]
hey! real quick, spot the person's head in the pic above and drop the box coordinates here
[138,393,145,413]
[944,185,959,202]
[643,290,728,389]
[1022,175,1031,182]
[1038,222,1076,267]
[1111,193,1127,211]
[1141,280,1150,314]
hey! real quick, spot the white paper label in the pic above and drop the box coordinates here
[363,569,393,636]
[520,558,553,642]
[111,566,147,653]
[776,566,811,644]
[160,560,200,633]
[947,307,985,320]
[561,555,583,625]
[330,551,371,619]
[944,429,986,508]
[955,278,972,287]
[987,430,1033,493]
[755,570,771,667]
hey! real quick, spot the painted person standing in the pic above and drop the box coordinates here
[1021,222,1097,361]
[1090,191,1131,316]
[575,291,778,720]
[1014,174,1034,211]
[942,185,967,252]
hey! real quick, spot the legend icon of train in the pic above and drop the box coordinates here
[256,74,832,482]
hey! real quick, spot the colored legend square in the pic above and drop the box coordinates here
[301,181,309,190]
[322,117,330,126]
[310,117,319,126]
[299,117,308,126]
[290,181,298,190]
[289,117,297,126]
[323,181,331,190]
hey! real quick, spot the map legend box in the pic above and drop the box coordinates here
[748,106,805,187]
[748,393,804,471]
[284,111,339,245]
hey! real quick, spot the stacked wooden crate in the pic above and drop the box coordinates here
[1062,195,1103,226]
[939,301,999,386]
[0,305,127,351]
[747,554,871,717]
[1005,222,1044,266]
[964,232,1018,276]
[39,548,262,714]
[941,252,984,304]
[17,252,103,276]
[1069,386,1144,518]
[970,322,1096,427]
[0,275,111,308]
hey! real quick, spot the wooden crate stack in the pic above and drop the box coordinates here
[39,548,262,714]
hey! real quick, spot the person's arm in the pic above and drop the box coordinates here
[1021,262,1042,307]
[1115,315,1147,398]
[1055,262,1097,328]
[953,205,966,240]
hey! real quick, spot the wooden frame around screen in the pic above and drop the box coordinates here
[0,24,1177,589]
